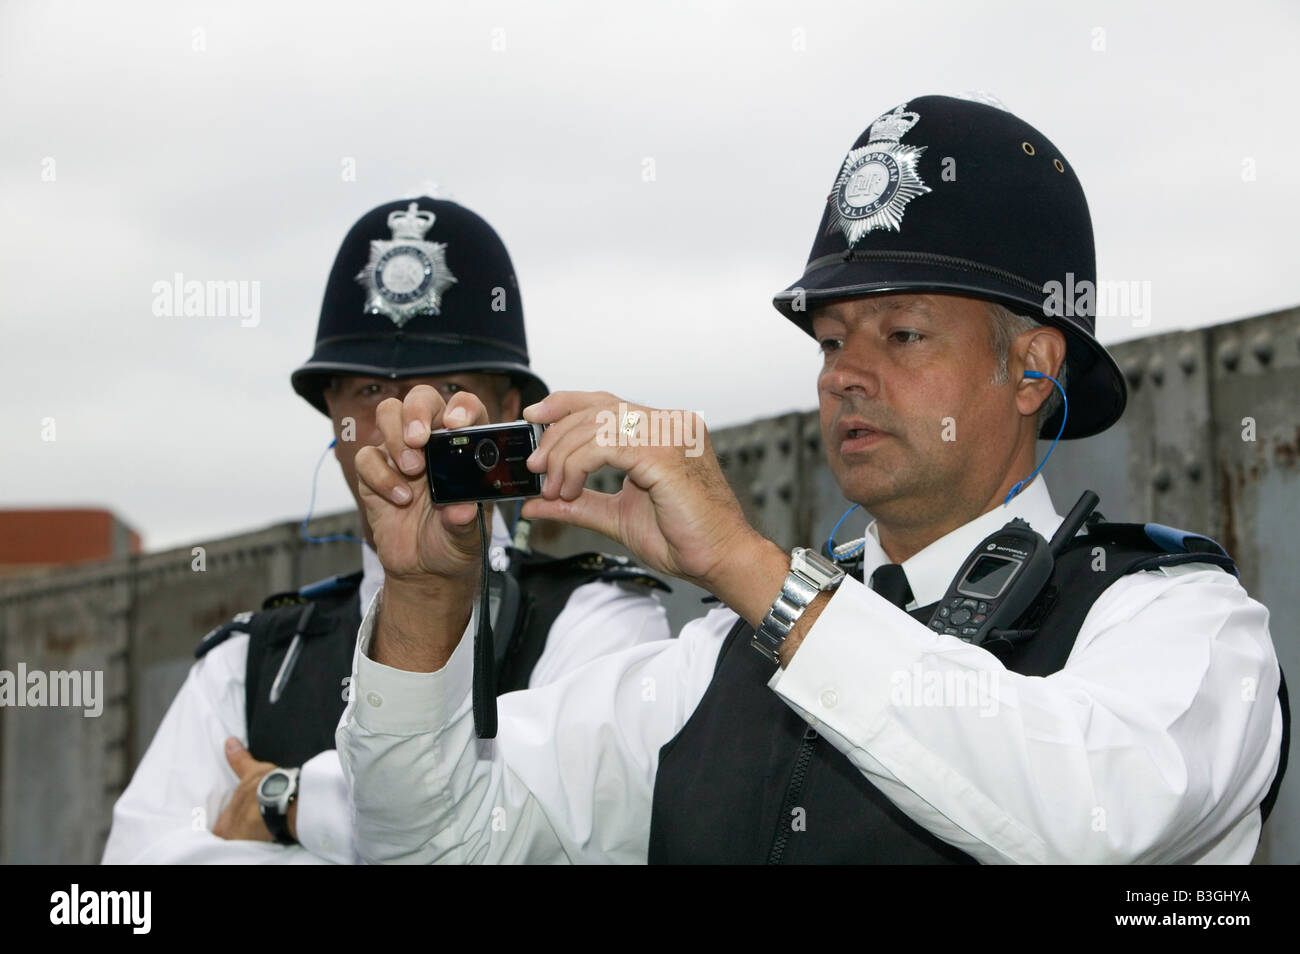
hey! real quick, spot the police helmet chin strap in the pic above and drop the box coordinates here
[825,370,1068,562]
[300,437,365,545]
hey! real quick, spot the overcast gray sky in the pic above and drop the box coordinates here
[2,0,1297,552]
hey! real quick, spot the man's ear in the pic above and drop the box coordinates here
[1015,327,1067,414]
[500,383,522,423]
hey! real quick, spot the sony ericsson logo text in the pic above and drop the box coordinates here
[50,885,151,934]
[151,272,261,327]
[1042,273,1152,328]
[0,664,104,718]
[595,403,706,458]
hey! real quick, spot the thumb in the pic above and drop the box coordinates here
[224,737,259,779]
[520,488,620,540]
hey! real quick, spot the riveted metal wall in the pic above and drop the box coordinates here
[1,308,1295,863]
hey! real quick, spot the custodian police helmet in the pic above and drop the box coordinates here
[773,94,1126,440]
[292,197,547,414]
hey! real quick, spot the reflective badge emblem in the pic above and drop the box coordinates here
[827,104,931,246]
[356,202,458,327]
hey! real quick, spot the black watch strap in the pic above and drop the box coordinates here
[261,802,295,845]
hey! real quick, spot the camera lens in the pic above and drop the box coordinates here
[474,438,499,471]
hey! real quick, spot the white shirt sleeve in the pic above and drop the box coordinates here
[101,633,334,865]
[337,587,733,864]
[770,562,1283,864]
[526,580,672,688]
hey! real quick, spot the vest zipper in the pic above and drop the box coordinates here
[767,725,819,864]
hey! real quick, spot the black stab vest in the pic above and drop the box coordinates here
[648,523,1283,864]
[196,551,669,769]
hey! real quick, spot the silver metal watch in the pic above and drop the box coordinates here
[750,548,846,663]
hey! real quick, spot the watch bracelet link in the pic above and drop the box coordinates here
[751,549,843,663]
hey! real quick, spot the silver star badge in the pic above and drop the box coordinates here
[356,202,458,327]
[827,104,931,247]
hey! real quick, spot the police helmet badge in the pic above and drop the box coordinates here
[355,202,458,327]
[827,104,931,246]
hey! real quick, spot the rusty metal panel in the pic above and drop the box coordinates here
[1205,307,1300,864]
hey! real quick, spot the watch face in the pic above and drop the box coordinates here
[261,774,289,798]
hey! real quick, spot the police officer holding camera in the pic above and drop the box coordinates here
[103,197,670,864]
[340,97,1285,864]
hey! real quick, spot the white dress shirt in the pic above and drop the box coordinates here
[338,477,1284,864]
[102,511,670,864]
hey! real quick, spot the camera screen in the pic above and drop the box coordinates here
[425,423,542,504]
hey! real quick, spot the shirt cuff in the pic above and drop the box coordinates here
[770,575,961,740]
[351,585,477,736]
[294,750,357,865]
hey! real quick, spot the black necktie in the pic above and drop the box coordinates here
[869,563,913,610]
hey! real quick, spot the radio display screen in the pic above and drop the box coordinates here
[959,554,1019,598]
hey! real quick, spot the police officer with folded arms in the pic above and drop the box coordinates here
[102,197,670,864]
[341,97,1286,864]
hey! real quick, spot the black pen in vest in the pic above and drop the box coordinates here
[269,603,316,703]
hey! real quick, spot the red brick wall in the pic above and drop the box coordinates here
[0,509,141,565]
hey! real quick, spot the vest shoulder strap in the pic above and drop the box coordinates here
[194,570,364,659]
[493,549,670,693]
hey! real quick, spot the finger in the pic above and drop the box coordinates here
[400,385,445,462]
[520,487,620,539]
[378,389,441,478]
[438,501,481,530]
[557,428,618,501]
[528,405,597,476]
[442,390,490,430]
[542,413,631,500]
[355,444,414,505]
[522,390,612,426]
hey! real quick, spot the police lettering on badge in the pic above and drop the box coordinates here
[355,202,458,326]
[827,104,931,246]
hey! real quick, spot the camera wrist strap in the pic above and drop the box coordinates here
[472,502,498,738]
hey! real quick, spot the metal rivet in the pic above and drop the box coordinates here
[1177,343,1198,375]
[1147,356,1165,387]
[1022,141,1035,156]
[1251,331,1274,366]
[1153,468,1172,492]
[1053,158,1064,173]
[1123,356,1144,388]
[1218,339,1241,371]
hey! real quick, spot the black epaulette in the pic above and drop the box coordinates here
[194,571,364,659]
[523,551,672,593]
[195,610,257,659]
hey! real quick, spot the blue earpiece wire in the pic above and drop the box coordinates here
[1003,370,1068,506]
[825,370,1069,554]
[300,437,365,545]
[826,503,865,560]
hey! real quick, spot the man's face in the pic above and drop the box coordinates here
[322,372,522,527]
[812,293,1029,532]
